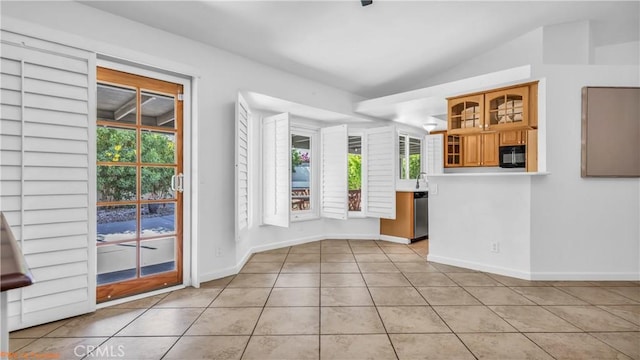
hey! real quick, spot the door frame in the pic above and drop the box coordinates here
[93,59,195,303]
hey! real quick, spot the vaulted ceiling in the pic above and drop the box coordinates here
[81,1,638,98]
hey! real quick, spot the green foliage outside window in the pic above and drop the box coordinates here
[409,154,421,179]
[97,127,175,202]
[348,154,361,190]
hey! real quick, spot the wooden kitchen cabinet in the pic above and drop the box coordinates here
[499,130,526,146]
[448,94,484,135]
[463,132,499,167]
[380,192,414,239]
[445,133,462,167]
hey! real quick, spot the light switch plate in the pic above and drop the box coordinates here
[430,184,438,195]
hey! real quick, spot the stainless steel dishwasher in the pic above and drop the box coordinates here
[413,192,428,240]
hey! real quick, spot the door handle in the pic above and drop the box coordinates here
[170,175,177,191]
[176,173,184,193]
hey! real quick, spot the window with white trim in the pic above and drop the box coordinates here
[348,135,363,213]
[398,134,422,180]
[291,127,319,221]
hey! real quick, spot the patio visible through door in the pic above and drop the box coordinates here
[96,67,183,302]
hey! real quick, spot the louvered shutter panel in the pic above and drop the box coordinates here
[364,126,396,219]
[262,113,290,227]
[320,125,348,220]
[235,94,250,238]
[425,134,444,175]
[0,34,95,330]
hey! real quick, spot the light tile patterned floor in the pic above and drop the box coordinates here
[9,239,640,359]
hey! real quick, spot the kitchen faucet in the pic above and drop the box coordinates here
[416,172,427,189]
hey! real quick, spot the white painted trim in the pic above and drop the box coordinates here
[378,235,411,244]
[529,272,640,281]
[427,254,532,279]
[190,77,200,287]
[86,53,98,311]
[96,284,185,309]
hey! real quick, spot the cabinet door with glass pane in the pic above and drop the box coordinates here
[448,94,484,135]
[484,86,530,131]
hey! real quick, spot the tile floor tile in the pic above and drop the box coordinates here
[227,273,278,288]
[378,306,449,333]
[185,307,262,335]
[368,287,428,306]
[598,305,640,325]
[487,273,553,287]
[116,308,203,336]
[362,273,411,287]
[354,253,390,262]
[489,305,582,332]
[321,253,356,263]
[590,332,640,360]
[249,253,287,263]
[281,262,320,273]
[603,287,640,302]
[8,338,35,352]
[321,335,396,360]
[433,306,516,333]
[447,273,503,287]
[526,332,633,360]
[266,287,319,307]
[390,334,475,360]
[464,286,536,305]
[394,262,439,273]
[289,244,321,254]
[510,286,588,305]
[459,333,554,360]
[321,307,385,334]
[46,308,145,337]
[240,262,283,273]
[417,287,481,305]
[210,288,271,307]
[320,262,360,273]
[163,336,249,360]
[243,335,319,360]
[155,287,222,307]
[545,305,639,331]
[89,336,178,360]
[10,319,70,338]
[321,287,373,306]
[254,307,319,335]
[275,273,320,287]
[321,245,353,254]
[351,246,384,254]
[404,272,458,287]
[15,337,108,360]
[286,253,321,263]
[357,262,400,273]
[381,246,415,254]
[430,263,476,273]
[320,273,366,287]
[200,275,235,288]
[559,286,639,305]
[386,253,425,262]
[108,293,169,309]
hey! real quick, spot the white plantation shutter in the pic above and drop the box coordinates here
[320,124,348,220]
[0,33,95,330]
[425,134,444,175]
[364,126,396,219]
[235,93,250,238]
[262,113,290,227]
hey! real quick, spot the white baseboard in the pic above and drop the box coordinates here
[426,254,531,280]
[379,235,411,244]
[427,254,640,281]
[529,272,640,281]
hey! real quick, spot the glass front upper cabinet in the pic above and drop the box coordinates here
[447,94,484,135]
[484,86,530,131]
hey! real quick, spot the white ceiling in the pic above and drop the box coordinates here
[80,1,638,99]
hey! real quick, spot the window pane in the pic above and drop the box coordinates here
[97,84,136,124]
[97,127,136,163]
[97,205,137,243]
[141,202,176,238]
[399,135,407,179]
[141,237,176,276]
[142,131,176,164]
[292,134,311,212]
[97,165,136,202]
[141,91,175,129]
[348,136,362,212]
[97,241,137,285]
[141,166,176,200]
[409,137,421,179]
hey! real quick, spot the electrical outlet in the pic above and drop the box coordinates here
[430,183,438,195]
[216,247,222,257]
[491,242,500,253]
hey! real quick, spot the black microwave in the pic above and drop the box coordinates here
[499,145,526,168]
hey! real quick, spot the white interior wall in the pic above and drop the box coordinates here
[427,21,640,279]
[1,1,371,283]
[529,64,640,279]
